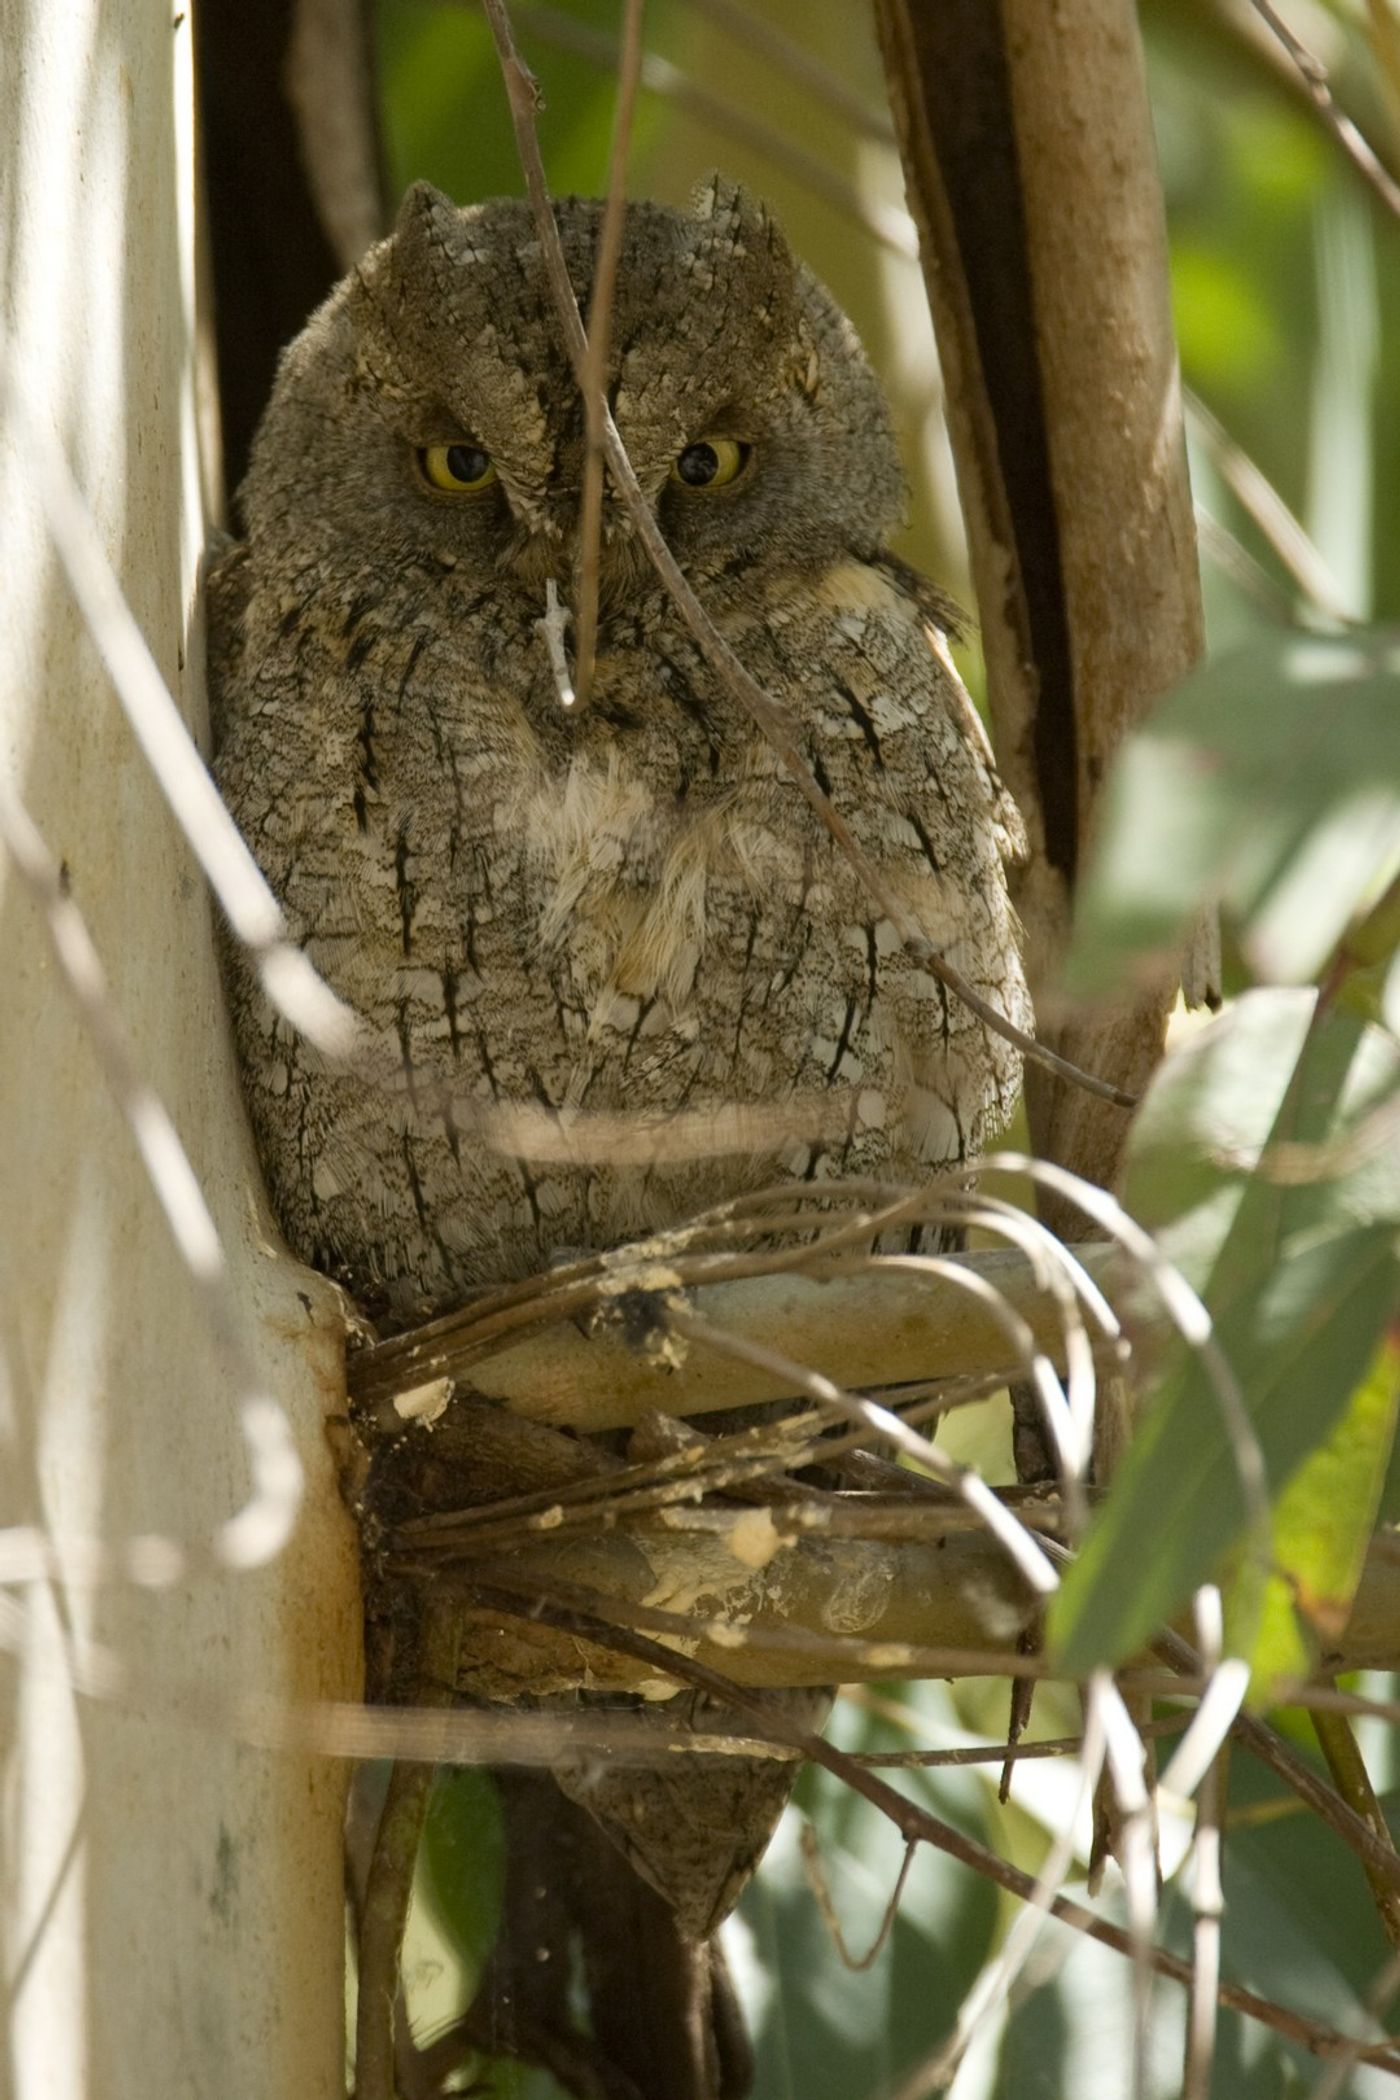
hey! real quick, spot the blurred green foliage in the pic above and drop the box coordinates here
[1144,0,1400,626]
[377,0,676,212]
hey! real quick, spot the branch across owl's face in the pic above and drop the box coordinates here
[240,178,905,602]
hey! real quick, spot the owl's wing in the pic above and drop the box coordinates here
[917,618,1031,872]
[873,552,1029,871]
[873,549,969,643]
[736,557,1033,1171]
[205,536,253,753]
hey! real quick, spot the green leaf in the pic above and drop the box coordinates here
[1051,990,1400,1675]
[1120,988,1400,1286]
[1249,1322,1400,1696]
[1065,632,1400,996]
[418,1766,507,1979]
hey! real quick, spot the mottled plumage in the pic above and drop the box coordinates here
[210,177,1030,2096]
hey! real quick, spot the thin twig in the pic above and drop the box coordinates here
[570,0,645,710]
[402,1488,1068,1561]
[354,1762,433,2100]
[841,1691,1187,1769]
[891,1680,1109,2099]
[800,1824,916,1972]
[1186,388,1353,621]
[1182,1590,1227,2100]
[665,1305,1062,1596]
[393,1407,824,1543]
[1311,1691,1400,1952]
[479,0,1135,1112]
[1308,1950,1400,2100]
[1365,0,1400,150]
[1195,505,1300,624]
[1248,0,1400,220]
[1155,1628,1400,1900]
[534,575,576,708]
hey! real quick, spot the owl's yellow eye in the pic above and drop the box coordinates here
[669,437,750,490]
[418,442,498,493]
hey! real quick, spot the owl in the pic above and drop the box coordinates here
[211,177,1030,2098]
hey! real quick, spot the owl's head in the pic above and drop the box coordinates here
[239,178,904,609]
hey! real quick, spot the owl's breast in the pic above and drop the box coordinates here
[509,750,808,1003]
[214,594,1026,1318]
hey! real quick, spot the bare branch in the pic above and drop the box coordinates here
[570,0,644,710]
[1185,388,1354,622]
[347,1230,1130,1433]
[1249,0,1400,221]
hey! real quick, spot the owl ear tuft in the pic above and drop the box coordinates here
[390,181,461,280]
[686,174,797,325]
[395,180,459,239]
[347,183,460,399]
[689,174,786,259]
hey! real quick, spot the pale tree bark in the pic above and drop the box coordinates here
[0,5,360,2097]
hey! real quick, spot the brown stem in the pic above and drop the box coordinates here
[1311,1697,1400,1952]
[1249,0,1400,219]
[569,0,644,709]
[1155,1630,1400,1900]
[353,1761,433,2100]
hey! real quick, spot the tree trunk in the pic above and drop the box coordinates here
[873,0,1209,1223]
[0,5,360,2095]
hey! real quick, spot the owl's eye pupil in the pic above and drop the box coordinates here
[669,436,749,491]
[677,443,721,486]
[447,445,490,484]
[418,441,498,494]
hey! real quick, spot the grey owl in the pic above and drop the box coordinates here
[211,177,1030,2097]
